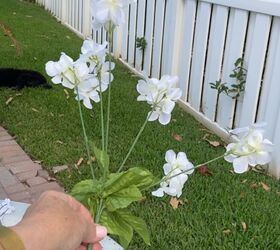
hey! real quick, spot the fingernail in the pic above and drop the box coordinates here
[96,225,107,239]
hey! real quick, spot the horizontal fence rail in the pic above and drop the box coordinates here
[36,0,280,178]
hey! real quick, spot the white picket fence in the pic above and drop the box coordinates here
[36,0,280,178]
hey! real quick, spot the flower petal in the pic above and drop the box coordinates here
[159,112,171,125]
[151,188,165,197]
[233,157,249,174]
[165,150,176,164]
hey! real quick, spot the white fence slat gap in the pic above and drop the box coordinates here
[178,0,197,101]
[143,0,156,76]
[202,5,228,121]
[151,0,166,78]
[239,14,271,127]
[216,9,248,129]
[128,1,137,66]
[135,0,146,71]
[188,1,211,111]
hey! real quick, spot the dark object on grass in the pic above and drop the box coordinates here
[0,68,52,89]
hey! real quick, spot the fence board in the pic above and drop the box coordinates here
[232,13,256,128]
[202,5,228,120]
[151,0,166,78]
[143,0,156,76]
[216,9,248,129]
[239,14,271,127]
[271,109,280,177]
[128,1,137,66]
[188,1,211,111]
[135,0,146,71]
[178,0,197,101]
[257,17,280,140]
[121,6,129,61]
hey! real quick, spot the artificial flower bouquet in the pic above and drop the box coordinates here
[45,0,273,248]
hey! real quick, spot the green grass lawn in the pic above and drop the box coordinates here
[1,0,280,249]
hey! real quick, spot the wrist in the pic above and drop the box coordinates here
[11,215,59,250]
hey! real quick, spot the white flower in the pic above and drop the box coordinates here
[224,123,273,173]
[75,78,100,109]
[96,61,115,90]
[79,40,108,72]
[91,0,135,30]
[46,53,92,89]
[137,73,182,125]
[152,150,194,198]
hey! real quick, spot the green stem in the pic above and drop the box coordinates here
[165,154,226,181]
[75,87,95,179]
[86,200,104,250]
[145,154,226,191]
[118,112,152,173]
[105,26,113,152]
[99,78,105,151]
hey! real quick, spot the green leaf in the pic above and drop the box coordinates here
[100,210,133,248]
[103,167,158,196]
[117,210,151,246]
[71,179,101,203]
[105,185,142,211]
[93,145,109,175]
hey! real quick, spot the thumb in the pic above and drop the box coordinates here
[83,224,107,243]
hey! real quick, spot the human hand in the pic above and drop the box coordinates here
[11,191,107,250]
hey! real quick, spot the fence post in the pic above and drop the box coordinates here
[82,0,92,37]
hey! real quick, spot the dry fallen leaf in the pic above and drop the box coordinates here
[47,177,57,182]
[276,192,280,196]
[223,229,231,235]
[34,160,42,164]
[32,108,39,112]
[203,133,221,147]
[6,97,13,105]
[260,182,270,192]
[53,165,68,174]
[64,89,70,99]
[172,133,183,142]
[56,140,64,145]
[198,165,213,176]
[208,140,220,147]
[239,192,245,198]
[241,179,247,183]
[241,221,247,231]
[250,183,259,189]
[91,156,96,162]
[170,197,184,209]
[76,157,84,167]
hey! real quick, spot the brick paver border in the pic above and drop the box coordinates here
[0,127,64,203]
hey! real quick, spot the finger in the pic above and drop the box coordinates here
[93,242,102,250]
[83,224,107,243]
[76,245,86,250]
